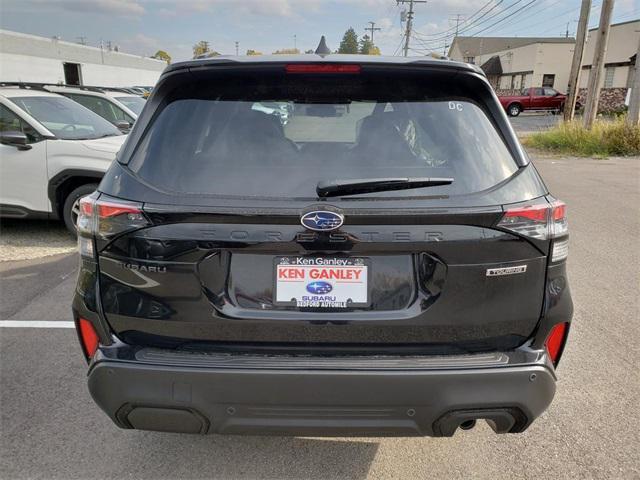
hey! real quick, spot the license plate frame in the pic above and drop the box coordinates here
[274,256,370,309]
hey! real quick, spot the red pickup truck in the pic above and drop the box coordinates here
[499,87,572,117]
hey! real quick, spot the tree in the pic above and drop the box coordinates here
[359,34,374,55]
[368,46,381,55]
[152,50,171,64]
[246,49,262,56]
[272,48,300,54]
[193,40,210,58]
[338,27,359,54]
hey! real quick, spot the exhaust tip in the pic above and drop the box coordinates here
[459,419,476,430]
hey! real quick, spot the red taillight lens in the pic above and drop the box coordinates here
[285,64,361,74]
[498,203,550,239]
[502,204,548,222]
[96,201,142,218]
[545,322,569,365]
[77,317,99,359]
[549,200,568,237]
[497,200,568,242]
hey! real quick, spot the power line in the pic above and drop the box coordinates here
[413,0,497,38]
[511,1,596,35]
[412,0,506,41]
[469,0,539,37]
[410,0,542,54]
[393,32,406,56]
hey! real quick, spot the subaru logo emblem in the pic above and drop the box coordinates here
[300,210,344,231]
[306,281,333,294]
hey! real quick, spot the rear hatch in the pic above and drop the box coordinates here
[95,61,550,354]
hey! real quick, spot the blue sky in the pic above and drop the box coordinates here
[1,0,637,61]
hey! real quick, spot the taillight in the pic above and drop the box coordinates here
[76,193,148,245]
[497,200,569,261]
[497,203,549,239]
[285,64,361,74]
[545,322,569,365]
[77,317,99,359]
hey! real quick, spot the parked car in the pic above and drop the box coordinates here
[0,85,126,233]
[132,86,154,97]
[73,54,572,437]
[499,87,573,116]
[46,85,145,130]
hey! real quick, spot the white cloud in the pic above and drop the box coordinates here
[23,0,146,16]
[147,0,323,18]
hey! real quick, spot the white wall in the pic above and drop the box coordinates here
[0,29,165,87]
[579,20,639,89]
[0,52,163,86]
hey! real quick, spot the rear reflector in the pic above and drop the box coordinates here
[77,318,99,359]
[285,64,361,74]
[551,238,569,262]
[545,322,568,365]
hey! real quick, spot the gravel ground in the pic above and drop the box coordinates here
[0,219,76,262]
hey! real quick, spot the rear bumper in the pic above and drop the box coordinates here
[87,345,557,437]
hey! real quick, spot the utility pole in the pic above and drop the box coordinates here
[294,34,297,50]
[583,0,615,129]
[235,41,239,56]
[365,21,381,44]
[398,0,427,57]
[450,14,464,36]
[564,0,591,121]
[627,36,640,125]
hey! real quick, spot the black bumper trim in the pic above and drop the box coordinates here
[88,352,556,437]
[134,348,510,370]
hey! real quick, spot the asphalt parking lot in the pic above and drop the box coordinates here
[1,154,639,479]
[509,112,562,134]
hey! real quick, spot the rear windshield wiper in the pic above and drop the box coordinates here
[316,177,454,198]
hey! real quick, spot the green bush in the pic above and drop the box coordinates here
[523,117,640,157]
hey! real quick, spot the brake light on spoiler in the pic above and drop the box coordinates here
[285,64,361,74]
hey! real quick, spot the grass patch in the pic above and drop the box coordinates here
[523,117,640,157]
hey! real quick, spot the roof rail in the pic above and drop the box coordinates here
[0,82,141,94]
[0,82,51,91]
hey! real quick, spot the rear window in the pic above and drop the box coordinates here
[129,68,517,199]
[115,96,146,115]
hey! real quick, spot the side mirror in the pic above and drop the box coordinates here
[115,120,131,132]
[0,131,31,150]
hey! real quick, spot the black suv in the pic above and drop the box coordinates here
[73,54,572,437]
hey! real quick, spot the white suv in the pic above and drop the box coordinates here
[0,85,126,233]
[45,85,146,131]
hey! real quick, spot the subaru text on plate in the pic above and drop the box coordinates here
[73,50,573,437]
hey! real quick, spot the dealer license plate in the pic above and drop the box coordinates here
[275,257,369,308]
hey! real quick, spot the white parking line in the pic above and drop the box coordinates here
[0,321,75,328]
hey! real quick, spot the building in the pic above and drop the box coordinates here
[579,19,638,89]
[0,29,166,87]
[448,37,576,93]
[448,19,639,111]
